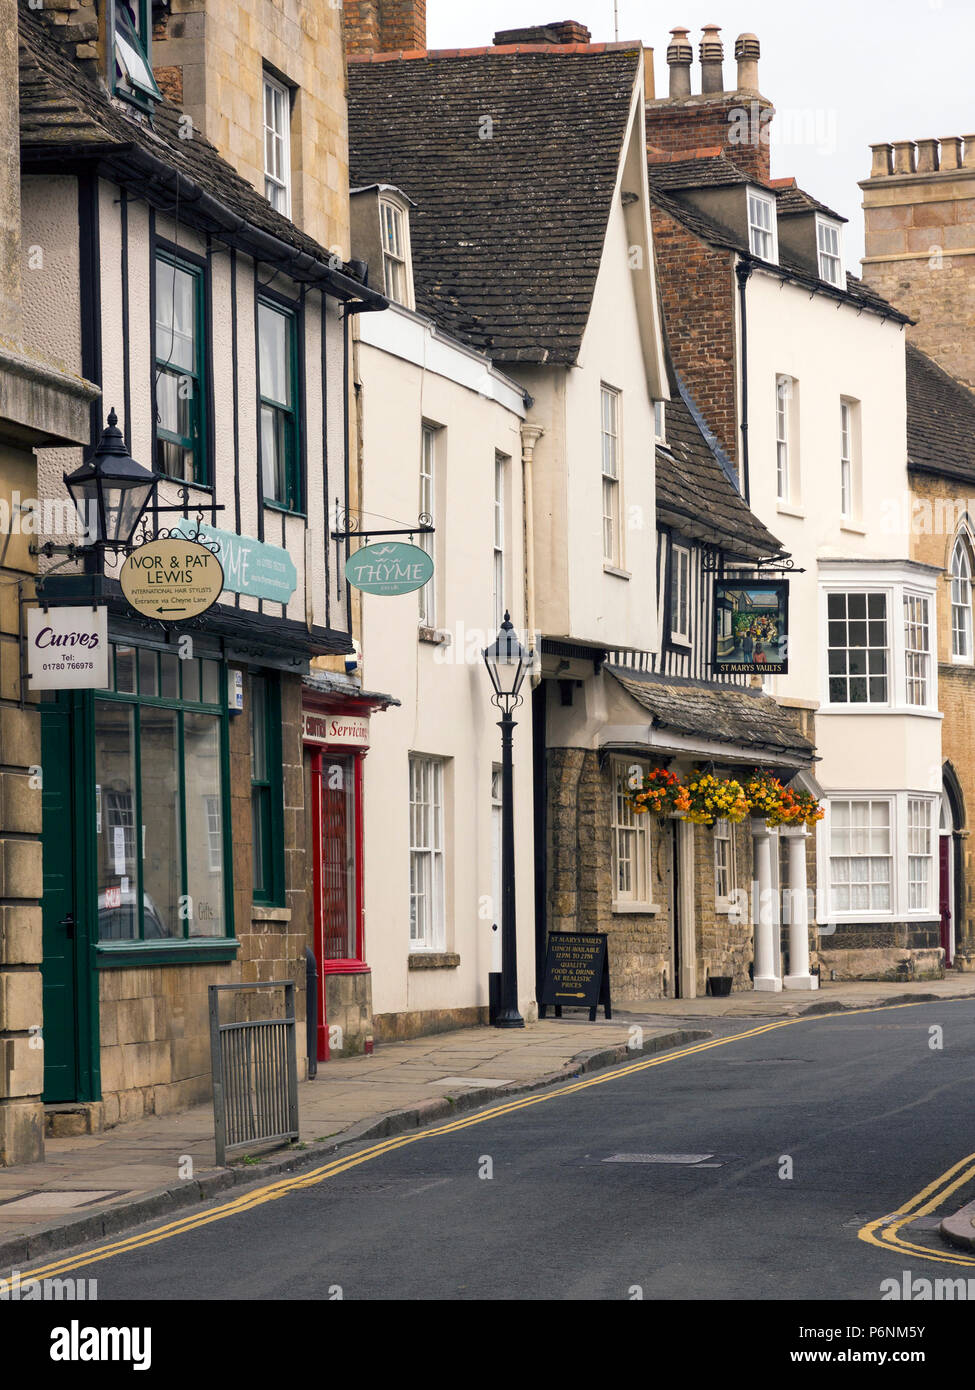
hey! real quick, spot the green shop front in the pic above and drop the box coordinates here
[37,579,329,1130]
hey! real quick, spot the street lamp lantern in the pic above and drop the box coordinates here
[64,409,160,551]
[483,611,530,1029]
[483,611,529,713]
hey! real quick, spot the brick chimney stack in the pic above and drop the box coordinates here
[492,21,592,46]
[861,135,975,388]
[344,0,427,56]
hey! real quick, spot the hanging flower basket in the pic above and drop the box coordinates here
[628,766,690,817]
[777,785,826,830]
[683,771,750,826]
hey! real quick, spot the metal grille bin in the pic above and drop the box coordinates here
[208,981,300,1166]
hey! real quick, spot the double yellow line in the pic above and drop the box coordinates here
[858,1153,975,1269]
[10,1001,974,1279]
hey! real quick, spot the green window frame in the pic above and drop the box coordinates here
[251,672,285,905]
[112,0,162,108]
[155,251,208,484]
[258,297,302,512]
[93,643,233,961]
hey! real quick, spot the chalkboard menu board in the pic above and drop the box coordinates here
[539,932,611,1022]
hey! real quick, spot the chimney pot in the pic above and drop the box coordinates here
[962,136,975,169]
[734,32,760,91]
[699,24,724,94]
[916,139,940,174]
[891,140,916,176]
[666,25,692,97]
[940,138,963,171]
[869,143,893,178]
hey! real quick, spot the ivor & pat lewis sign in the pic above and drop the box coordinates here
[27,606,109,690]
[345,541,433,596]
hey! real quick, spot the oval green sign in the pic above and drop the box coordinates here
[345,541,434,596]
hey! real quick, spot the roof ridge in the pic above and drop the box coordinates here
[347,41,641,63]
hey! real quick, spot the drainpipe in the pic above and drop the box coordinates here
[736,258,754,505]
[520,422,544,682]
[305,946,319,1078]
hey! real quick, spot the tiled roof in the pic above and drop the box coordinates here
[649,168,910,322]
[906,341,975,483]
[775,183,848,223]
[647,153,750,189]
[656,385,784,562]
[17,2,368,290]
[605,667,816,763]
[347,47,642,363]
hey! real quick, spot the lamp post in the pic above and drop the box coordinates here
[63,409,160,555]
[483,612,529,1029]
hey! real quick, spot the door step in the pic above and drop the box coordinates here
[44,1103,104,1139]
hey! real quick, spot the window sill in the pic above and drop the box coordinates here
[603,563,631,580]
[263,501,306,520]
[418,626,451,645]
[840,521,867,535]
[612,902,662,915]
[408,952,460,970]
[776,502,805,519]
[669,635,692,650]
[96,938,240,968]
[251,904,292,924]
[819,706,943,719]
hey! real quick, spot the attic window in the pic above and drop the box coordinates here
[654,401,666,443]
[380,197,413,308]
[816,217,843,287]
[747,190,778,264]
[113,0,162,107]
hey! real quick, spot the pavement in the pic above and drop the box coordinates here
[2,972,973,1271]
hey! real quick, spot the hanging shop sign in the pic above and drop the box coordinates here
[345,541,433,596]
[713,580,789,676]
[302,711,370,747]
[538,932,612,1022]
[171,521,298,604]
[119,539,224,621]
[27,605,109,690]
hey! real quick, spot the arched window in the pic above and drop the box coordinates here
[951,537,973,661]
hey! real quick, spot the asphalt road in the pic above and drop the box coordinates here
[22,999,975,1301]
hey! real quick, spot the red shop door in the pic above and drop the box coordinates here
[939,837,953,969]
[311,750,364,1060]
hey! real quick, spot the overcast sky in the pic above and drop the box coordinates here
[427,1,975,264]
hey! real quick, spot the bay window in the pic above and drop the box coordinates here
[825,793,938,920]
[826,592,888,705]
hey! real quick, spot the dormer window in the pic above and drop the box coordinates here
[817,217,843,286]
[654,401,666,444]
[747,190,778,264]
[113,0,162,107]
[380,197,413,307]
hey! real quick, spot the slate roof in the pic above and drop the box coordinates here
[647,153,748,190]
[347,47,643,363]
[17,2,375,295]
[775,183,848,223]
[648,164,909,322]
[906,342,975,484]
[605,667,816,763]
[656,385,784,562]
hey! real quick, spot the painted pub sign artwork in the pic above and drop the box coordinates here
[714,581,789,675]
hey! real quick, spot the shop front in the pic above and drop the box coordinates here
[302,673,398,1059]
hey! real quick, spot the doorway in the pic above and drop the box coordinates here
[670,819,697,999]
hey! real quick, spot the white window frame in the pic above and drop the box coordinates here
[418,423,439,628]
[827,797,894,918]
[775,375,796,504]
[824,589,890,708]
[816,216,843,286]
[601,384,622,566]
[205,794,222,873]
[670,543,691,645]
[263,72,292,217]
[380,197,414,308]
[822,792,939,922]
[748,189,778,263]
[903,591,932,707]
[839,398,858,521]
[821,570,939,714]
[950,535,974,664]
[611,760,652,909]
[408,754,445,950]
[493,452,507,633]
[714,819,737,912]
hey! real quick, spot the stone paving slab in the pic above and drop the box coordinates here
[940,1200,975,1251]
[0,1019,705,1270]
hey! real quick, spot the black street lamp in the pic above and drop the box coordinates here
[64,409,160,553]
[483,611,530,1029]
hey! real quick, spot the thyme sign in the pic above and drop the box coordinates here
[345,541,434,596]
[120,538,225,620]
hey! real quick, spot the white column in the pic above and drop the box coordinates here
[783,827,818,990]
[751,818,782,991]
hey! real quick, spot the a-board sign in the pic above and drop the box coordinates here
[538,932,612,1022]
[119,539,224,621]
